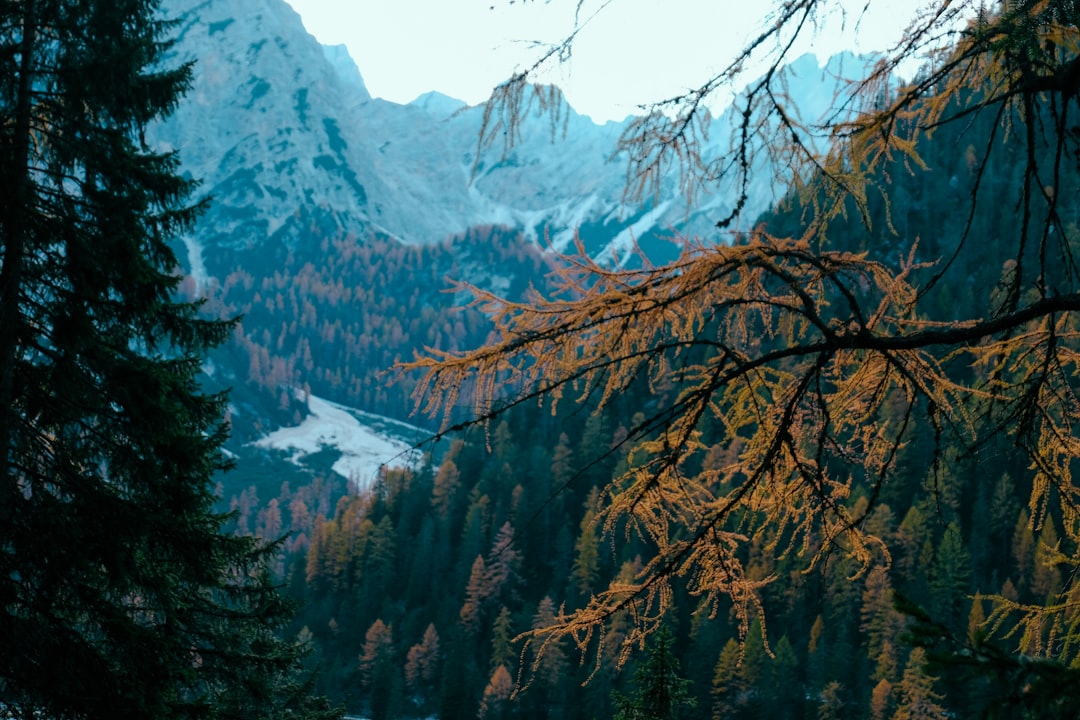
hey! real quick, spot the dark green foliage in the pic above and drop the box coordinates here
[897,595,1080,719]
[196,7,1080,720]
[612,627,695,720]
[0,1,336,718]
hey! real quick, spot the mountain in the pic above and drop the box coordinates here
[153,0,866,273]
[150,0,869,489]
[139,6,1080,718]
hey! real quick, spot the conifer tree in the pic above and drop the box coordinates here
[404,623,441,710]
[891,649,948,720]
[491,606,517,672]
[766,636,801,720]
[479,665,515,720]
[461,555,491,635]
[612,626,695,720]
[817,682,845,720]
[1030,520,1062,601]
[711,638,743,719]
[572,488,602,600]
[359,619,397,720]
[930,523,973,630]
[0,1,335,718]
[862,566,905,668]
[485,521,521,601]
[870,678,895,720]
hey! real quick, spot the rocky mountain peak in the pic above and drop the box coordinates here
[152,0,867,274]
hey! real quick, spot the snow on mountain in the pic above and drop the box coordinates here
[148,0,875,475]
[152,0,384,259]
[595,200,676,268]
[252,391,424,489]
[180,234,210,294]
[152,0,867,273]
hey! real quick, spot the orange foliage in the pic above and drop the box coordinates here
[406,0,1080,671]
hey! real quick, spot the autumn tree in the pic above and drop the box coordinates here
[892,649,948,720]
[404,623,441,711]
[486,521,522,602]
[461,555,492,635]
[479,665,516,720]
[817,681,846,720]
[359,619,397,720]
[406,0,1080,690]
[870,678,895,720]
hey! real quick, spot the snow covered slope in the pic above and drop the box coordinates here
[252,391,424,489]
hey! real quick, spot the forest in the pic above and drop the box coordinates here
[221,7,1080,715]
[5,1,1080,720]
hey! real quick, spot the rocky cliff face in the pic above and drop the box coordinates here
[148,0,871,483]
[152,0,867,275]
[152,0,377,262]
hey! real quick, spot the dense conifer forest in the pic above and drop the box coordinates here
[8,1,1080,719]
[198,224,550,430]
[219,47,1080,717]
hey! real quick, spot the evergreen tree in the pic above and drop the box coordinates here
[491,606,517,673]
[711,638,743,719]
[612,626,695,720]
[734,617,768,717]
[0,1,334,718]
[765,636,800,720]
[1030,519,1062,601]
[1011,510,1036,593]
[930,522,973,631]
[571,487,601,601]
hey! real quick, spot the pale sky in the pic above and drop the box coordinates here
[284,0,944,123]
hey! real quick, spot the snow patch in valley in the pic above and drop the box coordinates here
[252,391,422,488]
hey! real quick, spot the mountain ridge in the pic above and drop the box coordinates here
[152,0,875,485]
[152,0,869,272]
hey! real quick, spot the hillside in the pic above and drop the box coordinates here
[254,42,1080,720]
[144,1,1080,719]
[152,0,868,496]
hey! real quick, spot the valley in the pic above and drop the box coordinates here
[149,2,1080,719]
